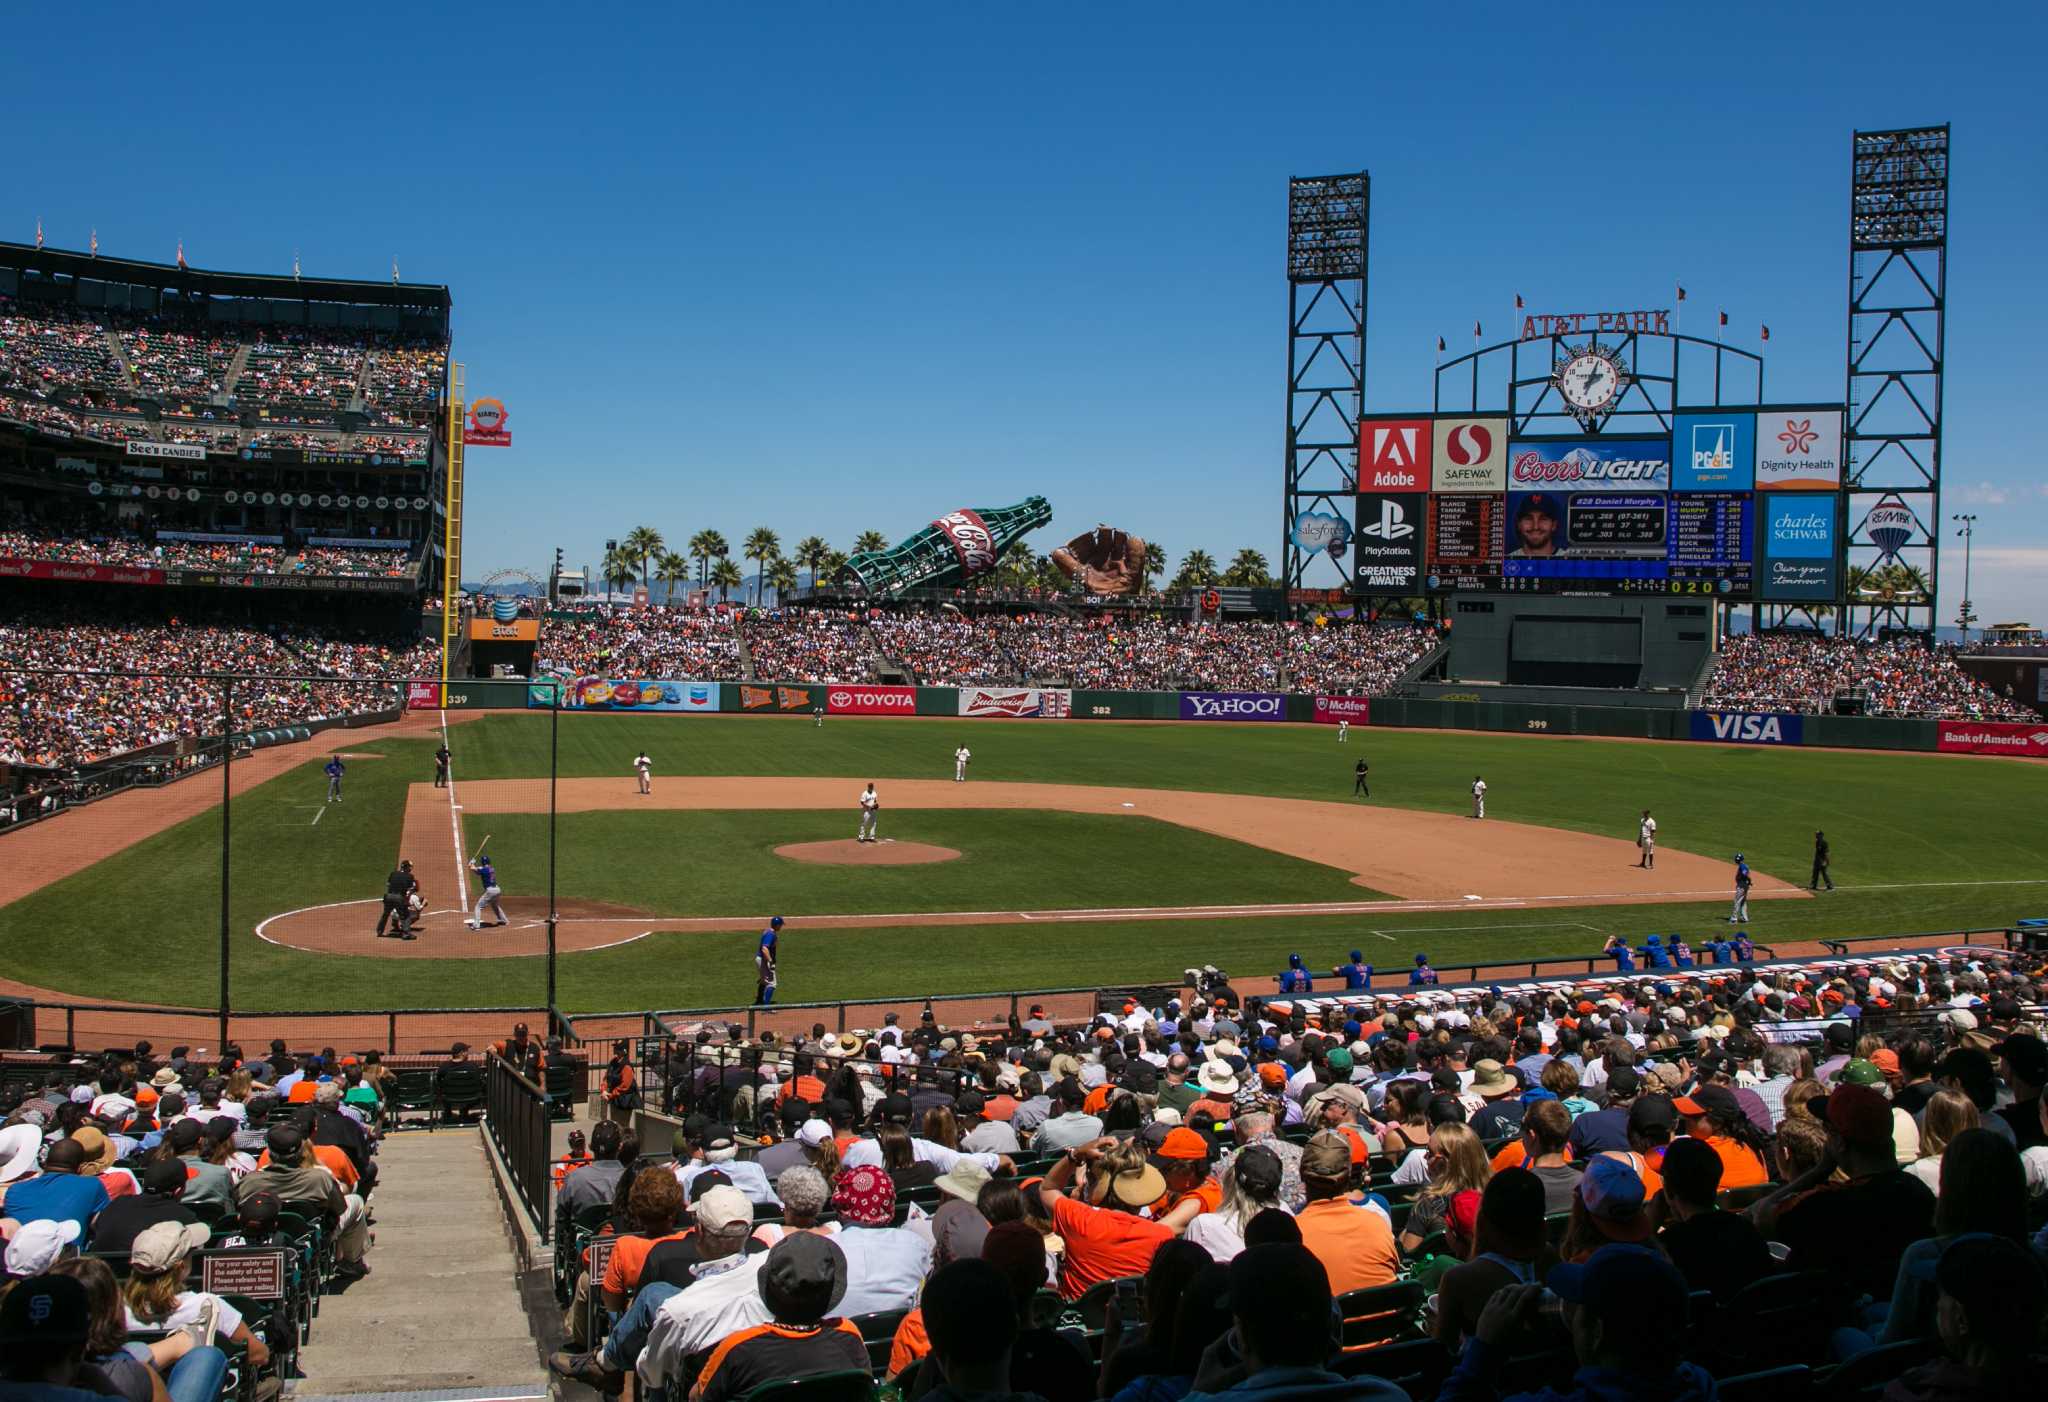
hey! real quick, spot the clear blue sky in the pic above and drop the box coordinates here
[9,4,2044,621]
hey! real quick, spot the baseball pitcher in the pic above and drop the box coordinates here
[857,783,879,843]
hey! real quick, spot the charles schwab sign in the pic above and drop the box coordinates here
[1179,692,1285,722]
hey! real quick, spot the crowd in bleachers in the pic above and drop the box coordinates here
[1704,633,2036,720]
[539,607,745,680]
[0,300,135,412]
[0,605,437,768]
[1,1038,395,1398]
[0,525,416,579]
[531,944,2048,1401]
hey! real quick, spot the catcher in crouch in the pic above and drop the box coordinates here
[1051,525,1149,595]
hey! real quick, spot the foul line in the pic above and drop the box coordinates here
[310,806,324,827]
[441,707,470,910]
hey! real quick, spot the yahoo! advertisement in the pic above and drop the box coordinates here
[1179,692,1286,722]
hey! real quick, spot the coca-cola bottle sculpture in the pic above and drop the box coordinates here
[840,497,1053,597]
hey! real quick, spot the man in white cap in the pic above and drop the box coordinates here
[4,1219,82,1278]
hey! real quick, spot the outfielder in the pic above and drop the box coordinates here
[324,756,345,803]
[376,859,418,940]
[1637,810,1657,869]
[1470,775,1487,819]
[953,745,971,782]
[634,751,652,796]
[857,782,879,843]
[814,704,825,729]
[1728,853,1752,924]
[1337,720,1349,743]
[467,854,507,929]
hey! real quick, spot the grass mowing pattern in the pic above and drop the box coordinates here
[0,712,2042,1011]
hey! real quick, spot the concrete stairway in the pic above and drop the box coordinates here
[290,1127,550,1400]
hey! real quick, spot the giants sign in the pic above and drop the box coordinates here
[828,685,916,715]
[1359,418,1430,491]
[959,688,1072,719]
[1936,722,2048,759]
[932,510,999,579]
[1313,696,1371,725]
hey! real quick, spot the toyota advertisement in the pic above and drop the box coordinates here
[1935,722,2048,759]
[959,687,1073,719]
[828,684,917,715]
[555,678,720,712]
[1179,692,1286,722]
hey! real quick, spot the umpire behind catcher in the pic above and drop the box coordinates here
[377,860,419,941]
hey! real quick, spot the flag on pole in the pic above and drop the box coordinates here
[1761,324,1771,342]
[1473,320,1482,345]
[1718,309,1728,328]
[175,241,186,270]
[34,219,43,250]
[293,250,301,280]
[89,228,98,257]
[1515,294,1524,310]
[1675,284,1687,302]
[1436,335,1446,355]
[392,257,400,285]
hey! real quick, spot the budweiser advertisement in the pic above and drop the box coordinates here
[405,681,442,710]
[1179,691,1286,722]
[1313,696,1371,725]
[958,687,1073,719]
[1936,722,2048,758]
[828,684,916,716]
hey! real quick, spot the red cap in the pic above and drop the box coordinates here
[1157,1128,1210,1161]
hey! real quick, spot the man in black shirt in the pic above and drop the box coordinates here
[1762,1083,1935,1300]
[375,860,418,940]
[434,744,451,788]
[1567,1065,1640,1155]
[1810,829,1834,890]
[1654,1138,1771,1302]
[1991,1033,2047,1150]
[88,1159,199,1256]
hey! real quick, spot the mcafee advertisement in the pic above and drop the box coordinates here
[1936,722,2048,758]
[828,684,916,716]
[1313,696,1371,725]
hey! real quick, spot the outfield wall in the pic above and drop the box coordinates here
[422,677,2045,757]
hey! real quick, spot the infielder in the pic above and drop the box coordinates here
[376,859,418,940]
[634,751,652,796]
[1637,810,1657,869]
[1728,853,1753,924]
[324,756,344,803]
[857,782,879,843]
[1470,775,1487,819]
[434,744,451,788]
[1337,719,1349,743]
[755,916,782,1005]
[467,854,507,928]
[953,745,971,782]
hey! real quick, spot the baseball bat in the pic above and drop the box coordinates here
[469,833,492,863]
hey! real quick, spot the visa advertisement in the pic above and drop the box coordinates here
[552,678,721,711]
[1689,711,1804,746]
[1758,494,1841,601]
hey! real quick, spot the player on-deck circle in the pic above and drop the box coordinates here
[634,751,652,795]
[1470,775,1487,819]
[467,853,507,929]
[1637,809,1657,869]
[953,745,971,782]
[857,782,879,842]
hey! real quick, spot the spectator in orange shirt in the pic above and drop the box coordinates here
[1293,1131,1401,1294]
[1036,1137,1175,1299]
[1669,1084,1770,1189]
[776,1052,827,1107]
[1152,1127,1220,1230]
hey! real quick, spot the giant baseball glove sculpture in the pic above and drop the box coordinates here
[1050,525,1149,595]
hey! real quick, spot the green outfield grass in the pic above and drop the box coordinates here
[471,808,1384,917]
[1,712,2043,1012]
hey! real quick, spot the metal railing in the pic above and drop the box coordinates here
[485,1053,554,1241]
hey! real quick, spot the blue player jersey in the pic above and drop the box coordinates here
[477,860,496,886]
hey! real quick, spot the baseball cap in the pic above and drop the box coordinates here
[166,1118,205,1152]
[1300,1130,1353,1180]
[1325,1047,1353,1073]
[3,1218,81,1276]
[1670,1084,1742,1123]
[1605,1066,1641,1098]
[879,1092,915,1124]
[759,1232,847,1324]
[1547,1244,1688,1325]
[130,1220,211,1275]
[1231,1145,1282,1198]
[1517,493,1559,518]
[1811,1083,1894,1150]
[1577,1156,1653,1243]
[142,1159,188,1195]
[0,1272,90,1346]
[693,1184,753,1235]
[1156,1128,1210,1162]
[1833,1059,1886,1088]
[1992,1034,2048,1085]
[1626,1096,1678,1136]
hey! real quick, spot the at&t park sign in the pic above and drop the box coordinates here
[1519,309,1672,340]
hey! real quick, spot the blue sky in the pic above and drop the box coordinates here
[9,4,2045,621]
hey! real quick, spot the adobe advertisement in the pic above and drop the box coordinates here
[1358,418,1430,491]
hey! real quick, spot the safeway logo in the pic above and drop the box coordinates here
[1359,499,1413,540]
[1361,419,1429,489]
[1444,423,1493,466]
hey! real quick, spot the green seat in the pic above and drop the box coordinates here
[1336,1280,1425,1350]
[734,1368,875,1402]
[435,1065,486,1125]
[387,1068,437,1128]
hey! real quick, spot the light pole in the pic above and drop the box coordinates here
[1952,514,1977,642]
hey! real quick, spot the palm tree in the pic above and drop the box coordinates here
[622,526,664,586]
[1141,540,1166,592]
[852,530,888,555]
[1173,549,1219,590]
[601,545,637,598]
[709,557,743,602]
[688,529,728,587]
[766,557,799,602]
[821,549,849,582]
[997,542,1037,591]
[742,527,782,604]
[655,549,690,604]
[792,535,831,587]
[1223,548,1271,588]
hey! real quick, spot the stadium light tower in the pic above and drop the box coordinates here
[1952,513,1976,640]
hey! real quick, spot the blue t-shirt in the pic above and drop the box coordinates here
[3,1171,111,1233]
[325,760,343,778]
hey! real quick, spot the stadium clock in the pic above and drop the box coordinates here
[1552,345,1631,429]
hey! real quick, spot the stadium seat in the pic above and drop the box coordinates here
[1336,1280,1426,1350]
[735,1369,876,1402]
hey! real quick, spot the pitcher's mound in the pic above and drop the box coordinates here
[776,839,961,866]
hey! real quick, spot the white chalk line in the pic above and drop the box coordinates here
[441,707,470,909]
[253,898,653,955]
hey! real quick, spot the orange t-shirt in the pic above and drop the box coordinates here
[1151,1176,1223,1219]
[256,1144,358,1192]
[601,1231,690,1297]
[1083,1084,1113,1117]
[1296,1198,1401,1295]
[1050,1195,1173,1300]
[1491,1141,1575,1173]
[287,1082,319,1103]
[983,1094,1019,1122]
[1700,1134,1768,1189]
[887,1307,931,1377]
[777,1075,827,1106]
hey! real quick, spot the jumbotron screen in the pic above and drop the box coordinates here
[1349,414,1850,600]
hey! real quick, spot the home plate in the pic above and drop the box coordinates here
[1464,894,1482,901]
[1121,802,1135,808]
